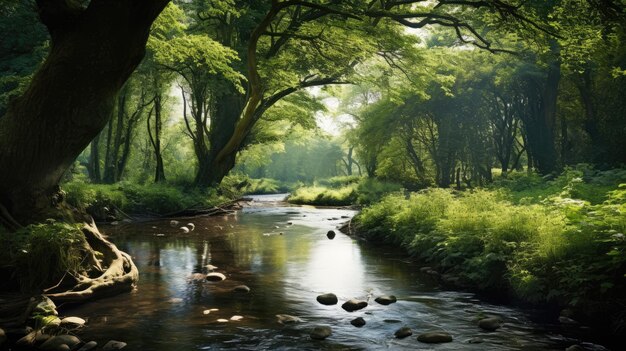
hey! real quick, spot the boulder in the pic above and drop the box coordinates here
[326,230,336,239]
[417,332,453,343]
[40,335,81,351]
[102,340,127,350]
[310,326,332,340]
[60,316,86,328]
[205,272,226,282]
[394,327,413,339]
[375,295,397,305]
[478,317,503,331]
[316,293,338,305]
[341,299,367,312]
[276,314,303,324]
[232,285,251,293]
[77,341,98,351]
[350,317,366,327]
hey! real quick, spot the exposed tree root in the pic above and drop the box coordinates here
[45,221,138,303]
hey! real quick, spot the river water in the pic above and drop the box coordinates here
[64,194,591,350]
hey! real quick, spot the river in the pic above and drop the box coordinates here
[64,194,594,350]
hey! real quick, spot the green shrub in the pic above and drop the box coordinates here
[0,220,86,292]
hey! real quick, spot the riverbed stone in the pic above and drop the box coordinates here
[102,340,127,350]
[16,330,50,347]
[310,326,332,340]
[60,316,86,328]
[468,337,484,344]
[206,272,226,281]
[0,328,6,347]
[40,335,81,351]
[326,230,336,239]
[417,332,453,343]
[276,314,303,324]
[478,317,503,331]
[342,299,368,312]
[232,285,250,293]
[77,341,98,351]
[375,295,397,305]
[316,293,338,305]
[350,317,366,327]
[394,327,413,339]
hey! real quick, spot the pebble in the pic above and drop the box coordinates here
[102,340,127,350]
[232,285,251,293]
[60,317,86,328]
[326,230,336,239]
[350,317,366,327]
[316,293,338,305]
[217,319,229,323]
[205,272,226,281]
[230,315,244,321]
[39,335,81,351]
[310,326,332,340]
[417,332,453,343]
[394,327,413,339]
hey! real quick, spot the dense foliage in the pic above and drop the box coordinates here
[356,167,626,330]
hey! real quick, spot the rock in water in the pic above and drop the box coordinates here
[566,346,586,351]
[40,335,81,351]
[375,295,397,305]
[316,293,338,305]
[180,226,190,233]
[60,316,86,328]
[169,220,179,227]
[102,340,127,350]
[77,341,98,351]
[187,223,195,231]
[341,299,368,312]
[394,327,413,339]
[417,332,453,343]
[326,230,336,239]
[310,326,332,340]
[468,337,484,344]
[205,272,226,281]
[276,314,303,324]
[478,317,503,331]
[351,317,366,327]
[232,285,250,293]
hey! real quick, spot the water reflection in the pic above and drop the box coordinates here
[63,201,574,350]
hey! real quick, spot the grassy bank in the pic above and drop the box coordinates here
[354,167,626,331]
[288,176,403,206]
[63,180,234,220]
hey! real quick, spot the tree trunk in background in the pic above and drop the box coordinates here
[0,0,169,224]
[577,68,605,163]
[88,135,102,183]
[195,93,245,186]
[148,92,166,183]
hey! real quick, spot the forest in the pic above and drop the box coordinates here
[0,0,625,350]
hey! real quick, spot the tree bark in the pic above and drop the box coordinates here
[0,0,169,223]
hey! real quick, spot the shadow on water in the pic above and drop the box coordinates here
[62,195,602,350]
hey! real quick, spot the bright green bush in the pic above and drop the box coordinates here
[287,177,402,206]
[288,185,357,206]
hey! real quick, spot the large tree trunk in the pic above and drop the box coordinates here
[0,0,169,224]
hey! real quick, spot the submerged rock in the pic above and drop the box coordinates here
[102,340,127,350]
[478,317,503,331]
[468,337,484,344]
[232,285,251,293]
[566,346,586,351]
[0,328,5,347]
[350,317,366,327]
[375,295,397,305]
[316,293,338,305]
[276,314,303,324]
[40,335,81,351]
[341,299,367,312]
[394,327,413,339]
[326,230,336,239]
[205,272,226,282]
[417,332,453,343]
[310,326,332,340]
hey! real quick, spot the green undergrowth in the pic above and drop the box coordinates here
[287,177,402,206]
[63,180,232,219]
[356,167,626,331]
[0,220,86,292]
[243,177,294,195]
